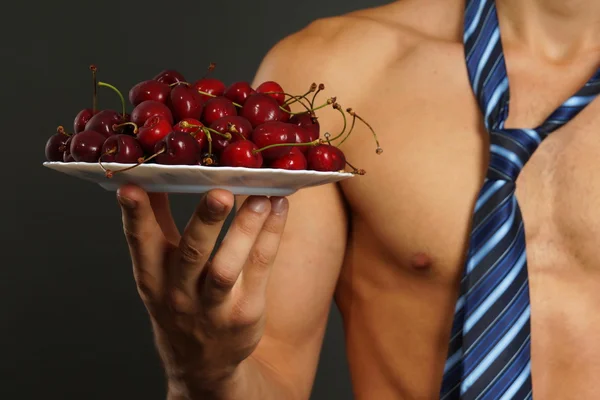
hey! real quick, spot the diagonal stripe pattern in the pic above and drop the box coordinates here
[440,0,600,399]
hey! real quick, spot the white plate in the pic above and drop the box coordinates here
[43,162,355,196]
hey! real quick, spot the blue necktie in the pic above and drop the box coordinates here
[441,1,600,398]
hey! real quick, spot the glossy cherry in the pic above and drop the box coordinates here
[209,115,253,152]
[220,140,263,168]
[153,70,186,85]
[100,134,144,163]
[202,96,237,126]
[256,81,285,105]
[173,118,207,151]
[154,131,201,165]
[129,80,171,107]
[74,109,96,133]
[241,93,284,128]
[45,129,71,161]
[289,124,312,154]
[137,115,173,153]
[289,112,320,142]
[193,78,226,102]
[306,144,346,171]
[85,110,125,137]
[269,147,307,170]
[224,81,255,105]
[63,136,74,162]
[70,130,107,162]
[168,84,204,121]
[251,121,295,161]
[131,100,174,126]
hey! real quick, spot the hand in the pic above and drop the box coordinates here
[115,184,289,391]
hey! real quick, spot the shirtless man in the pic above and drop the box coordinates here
[115,0,600,398]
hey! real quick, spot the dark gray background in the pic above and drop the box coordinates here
[2,0,391,399]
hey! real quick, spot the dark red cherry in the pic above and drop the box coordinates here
[256,81,286,105]
[137,115,173,153]
[154,131,201,165]
[192,78,226,102]
[131,100,174,126]
[74,109,97,133]
[269,147,307,170]
[129,80,171,107]
[202,96,237,126]
[241,94,284,128]
[251,121,295,161]
[209,115,253,152]
[63,136,75,162]
[100,134,144,163]
[220,140,263,168]
[289,112,320,142]
[70,130,107,162]
[85,110,124,137]
[280,103,291,123]
[289,125,313,154]
[224,81,255,105]
[45,131,70,161]
[153,70,186,85]
[173,118,207,151]
[168,84,204,122]
[306,144,346,172]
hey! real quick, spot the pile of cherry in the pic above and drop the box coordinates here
[45,64,381,178]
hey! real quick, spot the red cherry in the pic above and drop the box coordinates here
[241,94,284,128]
[192,78,226,102]
[289,112,320,142]
[202,96,237,126]
[220,140,263,168]
[224,81,255,105]
[153,70,186,85]
[209,115,253,152]
[168,84,204,122]
[256,81,285,105]
[306,144,346,172]
[63,136,75,162]
[280,103,291,123]
[74,109,97,133]
[137,115,173,153]
[129,80,171,107]
[100,134,144,163]
[45,131,70,161]
[269,147,307,170]
[154,131,201,165]
[85,110,125,137]
[70,130,107,162]
[173,118,207,151]
[251,121,295,161]
[289,125,313,154]
[131,100,174,126]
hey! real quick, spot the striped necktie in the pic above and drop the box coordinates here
[440,0,600,398]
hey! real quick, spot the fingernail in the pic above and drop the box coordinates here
[117,195,136,209]
[247,197,268,213]
[271,197,288,214]
[206,194,226,215]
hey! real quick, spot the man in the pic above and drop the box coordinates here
[115,0,600,398]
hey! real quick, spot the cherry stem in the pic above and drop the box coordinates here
[196,90,243,108]
[345,160,366,175]
[97,82,126,117]
[325,103,347,143]
[310,83,325,109]
[203,126,231,141]
[310,97,336,113]
[282,83,317,107]
[169,81,191,87]
[227,123,247,141]
[113,122,139,134]
[99,148,166,178]
[252,138,324,154]
[205,129,213,155]
[337,113,357,147]
[202,62,217,79]
[90,65,97,113]
[56,126,72,136]
[346,108,383,154]
[268,91,314,113]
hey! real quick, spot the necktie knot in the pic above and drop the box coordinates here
[486,128,541,182]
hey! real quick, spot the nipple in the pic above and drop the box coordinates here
[410,252,433,270]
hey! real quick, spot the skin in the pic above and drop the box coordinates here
[116,0,600,399]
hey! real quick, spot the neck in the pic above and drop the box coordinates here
[496,0,600,62]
